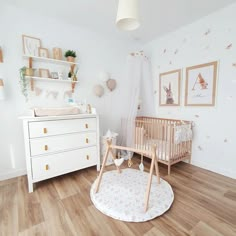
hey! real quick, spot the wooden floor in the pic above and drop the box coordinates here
[1,156,236,236]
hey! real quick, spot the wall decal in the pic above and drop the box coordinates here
[64,90,72,98]
[183,38,187,43]
[226,43,232,50]
[206,136,210,139]
[159,69,181,106]
[163,49,166,54]
[154,90,157,94]
[174,49,178,55]
[185,61,218,106]
[204,29,211,36]
[224,139,228,143]
[35,87,42,96]
[232,63,236,67]
[197,146,203,151]
[169,61,172,65]
[195,115,200,118]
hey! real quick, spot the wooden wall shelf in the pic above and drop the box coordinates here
[25,76,78,84]
[23,55,79,66]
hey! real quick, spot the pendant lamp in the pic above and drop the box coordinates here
[116,0,140,31]
[0,79,5,100]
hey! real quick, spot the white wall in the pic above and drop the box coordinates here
[0,3,139,180]
[143,3,236,178]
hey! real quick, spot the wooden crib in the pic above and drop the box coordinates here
[134,117,193,175]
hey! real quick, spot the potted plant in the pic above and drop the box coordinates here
[64,50,77,62]
[19,66,29,101]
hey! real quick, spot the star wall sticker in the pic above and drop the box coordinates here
[195,115,200,118]
[197,146,203,151]
[204,29,211,36]
[226,43,232,50]
[163,49,166,54]
[232,63,236,68]
[224,139,228,143]
[174,49,178,55]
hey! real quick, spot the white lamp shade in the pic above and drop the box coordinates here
[116,0,140,31]
[0,79,5,100]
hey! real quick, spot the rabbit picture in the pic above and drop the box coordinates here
[163,83,174,104]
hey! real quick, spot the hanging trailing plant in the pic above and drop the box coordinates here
[19,66,29,101]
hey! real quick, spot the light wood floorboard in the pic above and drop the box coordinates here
[0,156,236,236]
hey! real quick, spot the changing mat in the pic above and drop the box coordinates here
[34,107,80,117]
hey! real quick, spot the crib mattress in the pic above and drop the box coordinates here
[135,139,189,161]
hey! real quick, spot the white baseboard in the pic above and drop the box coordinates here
[0,168,27,181]
[191,160,236,179]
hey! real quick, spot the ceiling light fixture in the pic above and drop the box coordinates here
[116,0,140,31]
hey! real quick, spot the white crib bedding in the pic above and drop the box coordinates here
[135,139,189,161]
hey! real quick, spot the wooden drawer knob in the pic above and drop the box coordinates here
[43,128,47,134]
[85,124,88,129]
[86,155,90,160]
[45,164,49,171]
[86,138,89,143]
[44,145,48,151]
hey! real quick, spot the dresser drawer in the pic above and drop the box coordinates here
[29,118,97,138]
[30,132,96,156]
[31,146,97,180]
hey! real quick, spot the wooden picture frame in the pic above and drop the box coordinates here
[185,61,218,106]
[22,35,41,56]
[159,69,181,106]
[51,72,59,79]
[0,47,3,63]
[53,47,62,60]
[38,47,49,58]
[39,69,50,78]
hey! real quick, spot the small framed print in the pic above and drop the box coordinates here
[22,35,41,56]
[53,47,62,60]
[159,69,181,106]
[38,47,49,58]
[185,61,218,106]
[51,72,59,79]
[39,69,50,78]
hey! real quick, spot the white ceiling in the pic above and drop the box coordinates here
[6,0,236,43]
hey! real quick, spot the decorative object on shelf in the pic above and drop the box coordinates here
[35,87,42,96]
[64,90,73,99]
[0,79,5,100]
[38,47,49,58]
[93,84,104,97]
[22,35,41,56]
[64,50,77,62]
[106,79,117,91]
[46,90,59,99]
[19,67,29,101]
[116,0,140,31]
[58,72,64,80]
[39,68,50,78]
[159,69,181,106]
[51,72,59,79]
[0,47,3,63]
[185,61,218,106]
[53,47,62,60]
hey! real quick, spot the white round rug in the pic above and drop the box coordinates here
[90,168,174,222]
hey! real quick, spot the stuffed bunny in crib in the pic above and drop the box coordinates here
[163,83,174,104]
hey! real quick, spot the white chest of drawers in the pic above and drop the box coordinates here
[20,114,100,192]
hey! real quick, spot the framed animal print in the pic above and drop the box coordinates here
[185,61,218,106]
[159,69,181,106]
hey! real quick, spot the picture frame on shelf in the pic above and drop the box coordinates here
[159,69,181,106]
[53,47,62,60]
[22,35,41,56]
[51,72,59,79]
[185,61,218,106]
[38,47,49,58]
[39,69,50,78]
